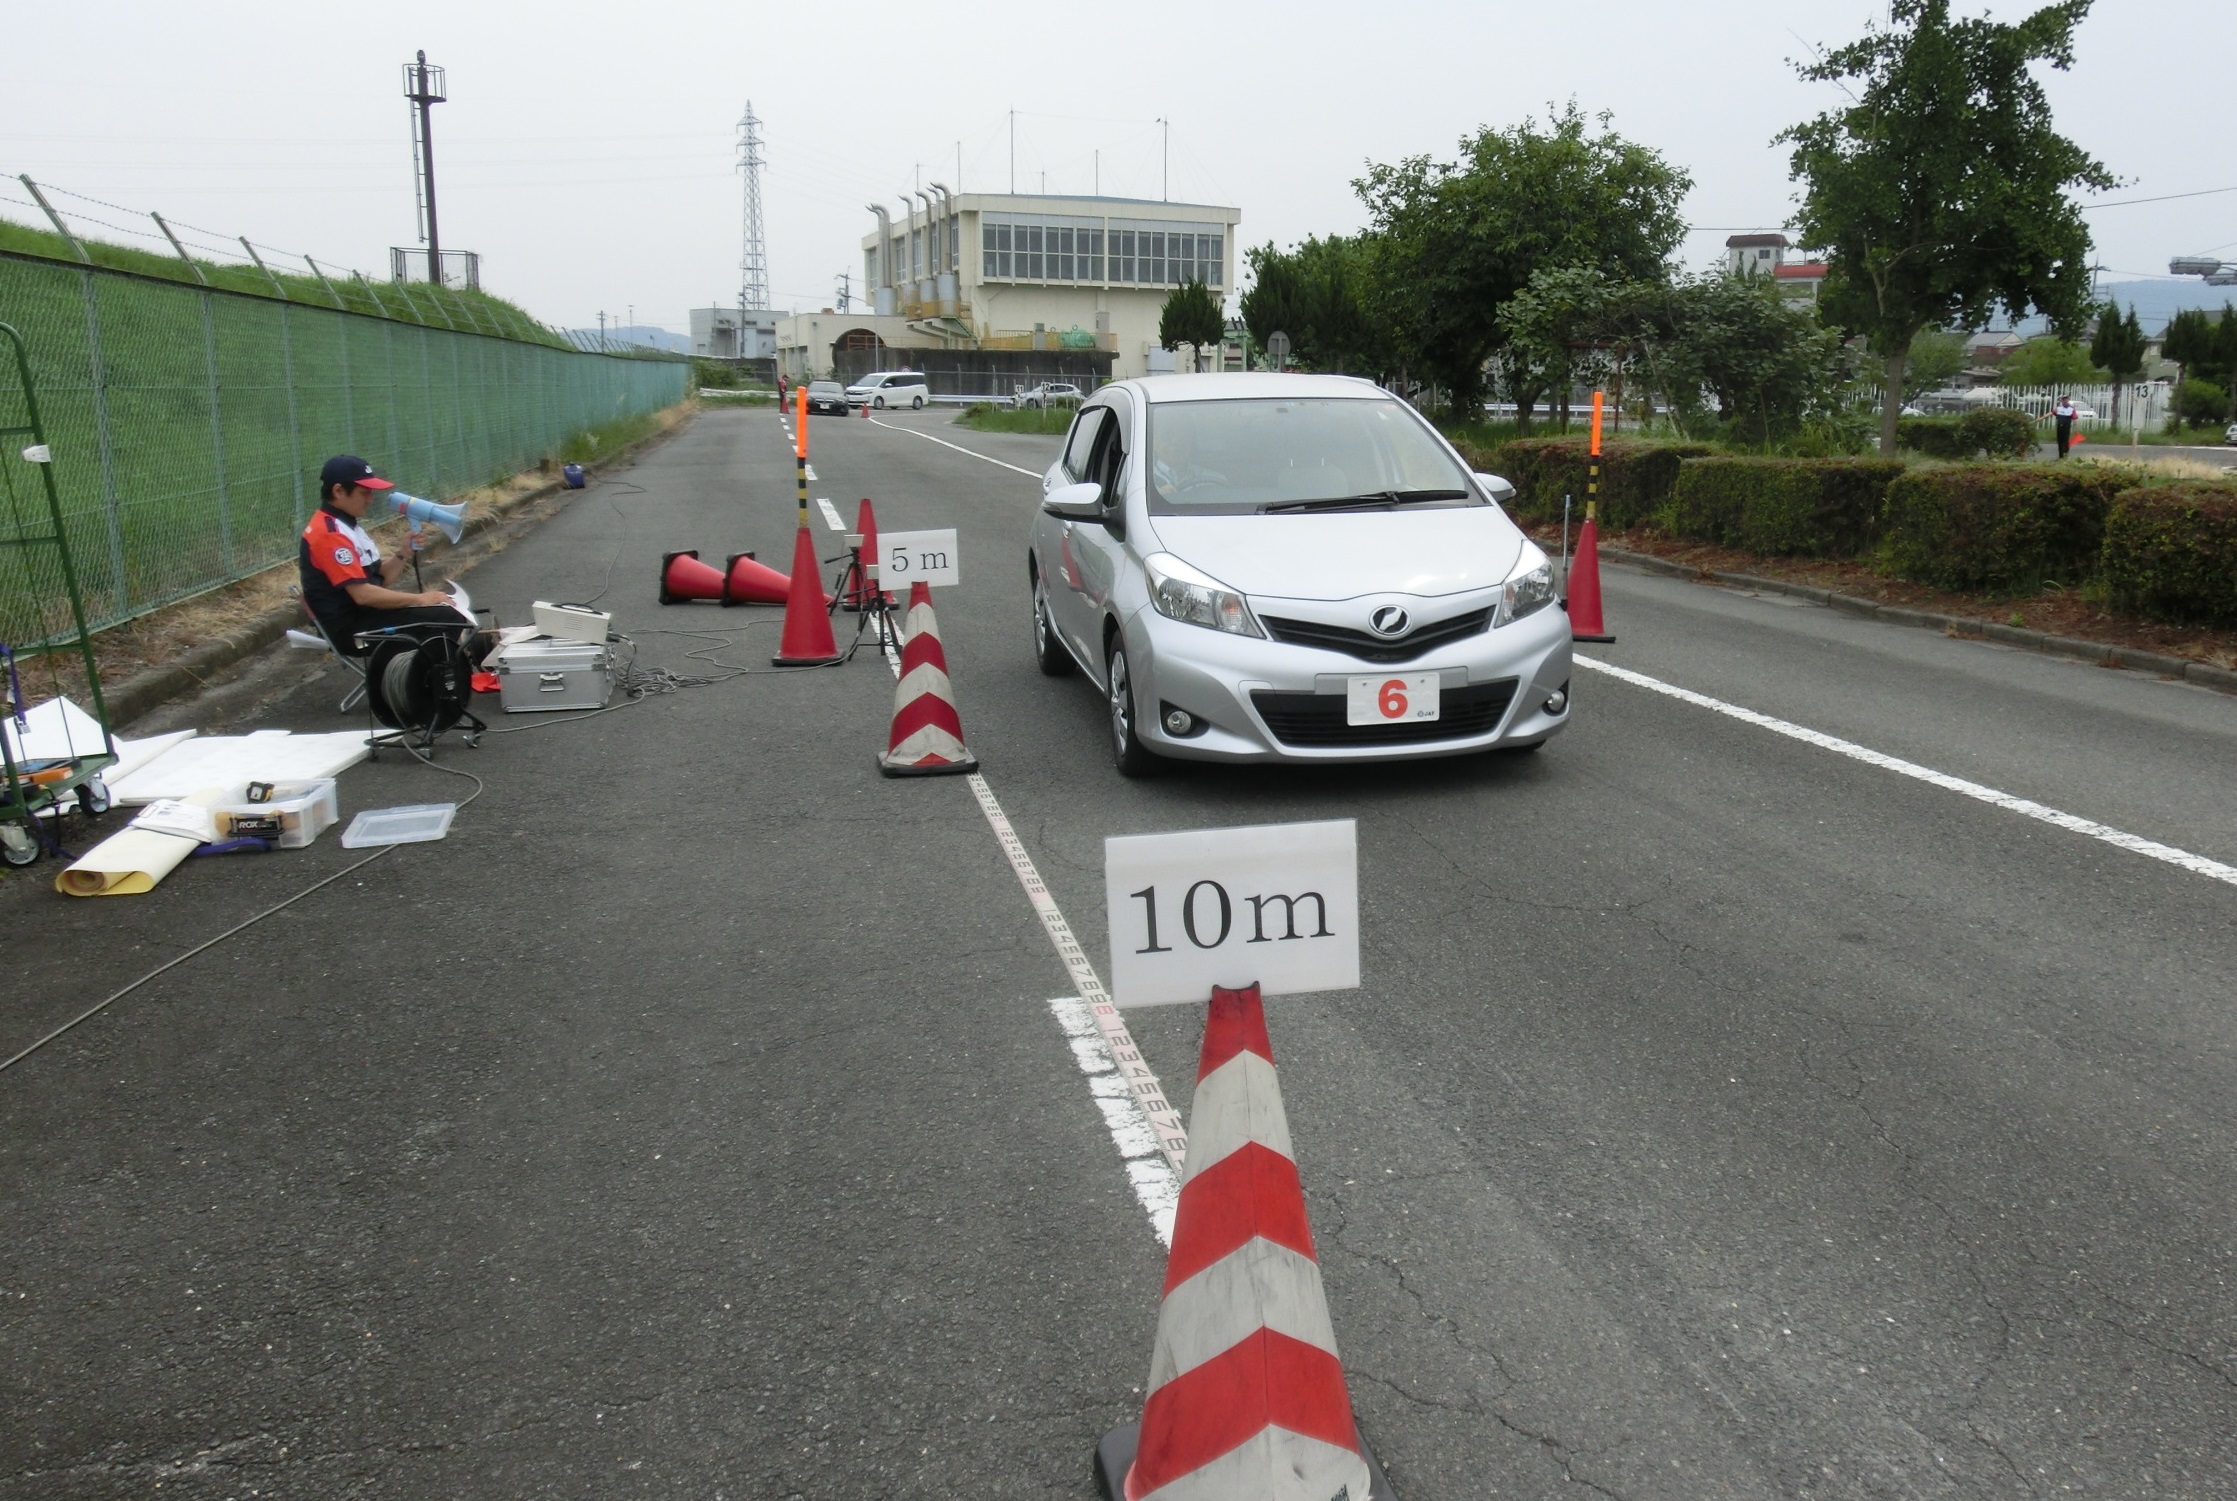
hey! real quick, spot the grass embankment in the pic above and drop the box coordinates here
[0,218,570,347]
[957,402,1075,434]
[28,398,700,710]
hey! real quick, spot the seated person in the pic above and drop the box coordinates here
[299,454,492,660]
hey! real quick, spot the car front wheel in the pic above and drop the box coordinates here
[1106,635,1160,778]
[1032,566,1075,677]
[873,396,885,409]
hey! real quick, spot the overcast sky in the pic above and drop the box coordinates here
[6,1,2231,335]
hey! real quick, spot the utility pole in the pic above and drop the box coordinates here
[598,311,607,351]
[1009,109,1016,195]
[737,103,771,312]
[836,271,851,312]
[402,51,447,283]
[1158,117,1169,202]
[1094,150,1100,197]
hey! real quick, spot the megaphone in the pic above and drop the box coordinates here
[391,492,468,545]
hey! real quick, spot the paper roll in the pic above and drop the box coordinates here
[55,827,202,896]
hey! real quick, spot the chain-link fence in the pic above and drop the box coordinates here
[0,251,686,650]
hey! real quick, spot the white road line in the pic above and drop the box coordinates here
[874,609,1187,1239]
[1049,997,1181,1246]
[866,415,1043,477]
[805,464,819,481]
[815,498,845,531]
[966,775,1191,1176]
[1575,656,2237,890]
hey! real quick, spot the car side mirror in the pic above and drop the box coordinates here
[1041,481,1106,522]
[1474,471,1517,505]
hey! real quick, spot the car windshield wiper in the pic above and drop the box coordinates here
[1260,488,1471,514]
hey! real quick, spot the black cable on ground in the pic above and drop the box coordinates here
[560,480,648,611]
[0,741,487,1077]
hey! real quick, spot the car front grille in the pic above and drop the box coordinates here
[1257,608,1494,664]
[1250,679,1519,747]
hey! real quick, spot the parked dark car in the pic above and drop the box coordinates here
[806,379,849,415]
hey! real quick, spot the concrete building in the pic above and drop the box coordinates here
[1724,232,1791,275]
[775,191,1240,391]
[690,307,778,361]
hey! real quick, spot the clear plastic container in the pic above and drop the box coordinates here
[209,779,339,849]
[339,803,457,848]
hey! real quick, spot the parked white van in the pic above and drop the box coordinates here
[843,371,930,409]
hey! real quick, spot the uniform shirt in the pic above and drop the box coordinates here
[299,505,385,639]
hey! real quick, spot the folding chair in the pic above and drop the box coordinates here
[286,585,371,713]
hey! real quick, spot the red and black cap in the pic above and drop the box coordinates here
[319,454,394,493]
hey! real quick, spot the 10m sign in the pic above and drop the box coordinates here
[1103,820,1360,1008]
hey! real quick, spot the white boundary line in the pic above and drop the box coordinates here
[966,775,1191,1174]
[866,415,1043,477]
[1575,656,2237,890]
[872,595,1187,1243]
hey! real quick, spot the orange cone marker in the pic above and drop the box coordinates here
[722,550,792,606]
[1568,390,1616,644]
[771,526,842,666]
[845,498,894,612]
[659,549,727,604]
[1097,983,1390,1500]
[877,582,977,775]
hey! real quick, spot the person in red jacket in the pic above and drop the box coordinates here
[299,455,486,657]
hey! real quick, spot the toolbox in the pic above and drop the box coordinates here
[493,638,613,713]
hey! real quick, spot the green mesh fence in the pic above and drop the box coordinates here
[0,249,686,648]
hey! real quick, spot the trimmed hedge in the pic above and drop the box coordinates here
[1668,458,1908,557]
[1896,409,2036,460]
[1465,437,1715,526]
[1879,465,2126,592]
[2100,482,2237,626]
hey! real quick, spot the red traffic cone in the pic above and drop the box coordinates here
[878,582,977,775]
[845,498,894,612]
[1566,517,1615,644]
[659,549,726,604]
[1097,984,1390,1501]
[772,525,842,666]
[722,550,792,606]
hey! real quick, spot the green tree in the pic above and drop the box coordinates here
[1355,102,1690,424]
[1658,274,1852,444]
[1903,329,1969,394]
[1997,337,2102,387]
[1158,279,1225,372]
[2161,308,2213,391]
[2089,302,2147,426]
[1780,0,2115,454]
[1239,237,1386,375]
[1239,245,1307,366]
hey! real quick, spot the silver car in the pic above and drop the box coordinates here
[1028,373,1574,775]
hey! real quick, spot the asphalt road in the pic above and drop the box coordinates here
[4,404,2234,1499]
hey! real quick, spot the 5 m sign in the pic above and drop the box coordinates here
[1104,820,1359,1008]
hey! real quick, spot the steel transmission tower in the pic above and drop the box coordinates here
[736,103,770,312]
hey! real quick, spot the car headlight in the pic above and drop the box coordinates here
[1143,553,1264,637]
[1495,543,1557,627]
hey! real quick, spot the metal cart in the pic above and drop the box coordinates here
[0,320,116,868]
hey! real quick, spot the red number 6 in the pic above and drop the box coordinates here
[1378,679,1408,718]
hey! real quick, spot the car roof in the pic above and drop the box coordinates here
[1114,372,1391,404]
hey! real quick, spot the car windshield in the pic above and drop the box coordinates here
[809,381,842,394]
[1144,396,1476,515]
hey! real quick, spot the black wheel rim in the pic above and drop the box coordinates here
[1109,649,1132,754]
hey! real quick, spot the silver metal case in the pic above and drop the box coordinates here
[494,638,613,713]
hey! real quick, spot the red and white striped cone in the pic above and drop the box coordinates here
[1097,983,1392,1501]
[877,582,977,777]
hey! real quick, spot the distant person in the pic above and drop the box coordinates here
[2052,395,2077,458]
[299,455,488,659]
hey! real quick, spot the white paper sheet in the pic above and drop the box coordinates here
[107,730,372,805]
[2,697,111,765]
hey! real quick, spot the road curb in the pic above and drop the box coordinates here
[1597,544,2237,698]
[103,414,695,729]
